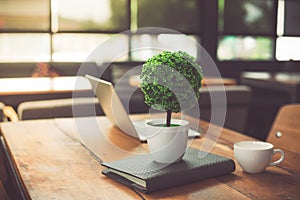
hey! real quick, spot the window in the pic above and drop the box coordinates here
[276,0,300,60]
[52,34,128,62]
[283,0,300,36]
[218,0,276,60]
[0,0,50,31]
[137,0,201,34]
[222,0,275,35]
[218,0,300,61]
[130,34,198,61]
[0,0,130,62]
[0,34,50,62]
[218,36,273,60]
[276,37,300,61]
[0,0,201,62]
[1,0,300,62]
[54,0,128,32]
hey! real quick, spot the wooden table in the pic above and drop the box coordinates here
[129,75,237,88]
[240,72,300,103]
[0,76,93,108]
[0,115,299,199]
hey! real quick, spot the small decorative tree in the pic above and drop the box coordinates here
[140,51,203,127]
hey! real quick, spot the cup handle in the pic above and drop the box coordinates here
[270,149,285,166]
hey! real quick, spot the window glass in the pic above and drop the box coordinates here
[222,0,275,35]
[52,34,128,62]
[0,34,50,62]
[54,0,128,32]
[137,0,201,34]
[218,0,225,32]
[276,37,300,61]
[130,34,198,61]
[217,36,273,60]
[0,0,50,31]
[284,0,300,36]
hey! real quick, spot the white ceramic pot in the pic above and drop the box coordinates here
[146,118,189,163]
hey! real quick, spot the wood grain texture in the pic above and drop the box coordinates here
[1,119,140,199]
[0,114,299,199]
[267,104,300,154]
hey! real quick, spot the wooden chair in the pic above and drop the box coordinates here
[266,104,300,153]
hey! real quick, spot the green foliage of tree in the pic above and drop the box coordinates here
[140,51,203,127]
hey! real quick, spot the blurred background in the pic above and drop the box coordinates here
[0,0,299,140]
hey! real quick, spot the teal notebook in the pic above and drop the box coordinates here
[101,147,235,193]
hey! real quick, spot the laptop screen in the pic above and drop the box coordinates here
[85,74,139,139]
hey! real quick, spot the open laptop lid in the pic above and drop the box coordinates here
[85,74,140,139]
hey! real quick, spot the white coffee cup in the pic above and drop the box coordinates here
[234,141,285,173]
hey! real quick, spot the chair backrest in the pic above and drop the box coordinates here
[266,104,300,153]
[18,97,104,120]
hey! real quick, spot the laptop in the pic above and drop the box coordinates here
[85,74,201,142]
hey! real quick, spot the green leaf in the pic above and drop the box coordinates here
[140,50,203,114]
